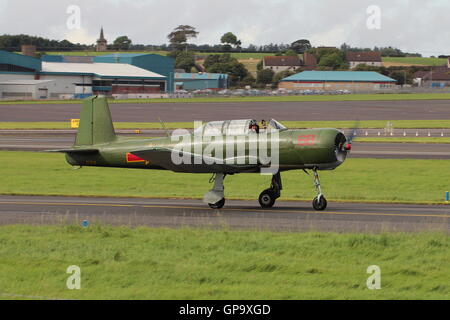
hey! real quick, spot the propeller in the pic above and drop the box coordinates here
[343,121,360,152]
[335,121,359,161]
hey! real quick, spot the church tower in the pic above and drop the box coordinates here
[96,27,108,52]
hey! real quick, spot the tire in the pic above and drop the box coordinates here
[208,198,225,209]
[312,196,327,211]
[259,189,276,208]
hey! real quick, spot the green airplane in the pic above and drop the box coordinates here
[51,96,353,211]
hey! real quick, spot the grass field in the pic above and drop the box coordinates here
[0,225,448,300]
[1,93,450,105]
[1,151,450,203]
[381,57,447,66]
[3,120,450,130]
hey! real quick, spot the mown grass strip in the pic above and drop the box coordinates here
[0,151,449,203]
[1,93,450,105]
[3,120,450,130]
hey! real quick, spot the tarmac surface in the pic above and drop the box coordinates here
[1,130,449,159]
[1,100,450,122]
[0,195,448,232]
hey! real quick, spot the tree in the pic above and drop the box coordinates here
[256,68,275,85]
[113,36,132,50]
[167,25,199,55]
[272,70,296,86]
[175,51,196,72]
[220,32,241,52]
[204,53,249,86]
[290,39,311,54]
[284,49,298,56]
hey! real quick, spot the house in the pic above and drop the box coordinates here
[414,66,450,88]
[263,56,302,73]
[346,51,382,69]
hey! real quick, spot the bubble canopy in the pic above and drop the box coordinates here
[193,119,287,136]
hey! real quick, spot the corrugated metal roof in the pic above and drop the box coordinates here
[281,71,396,82]
[175,72,228,80]
[0,50,42,72]
[41,62,166,79]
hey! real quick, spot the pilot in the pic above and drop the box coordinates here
[249,120,260,134]
[261,119,267,130]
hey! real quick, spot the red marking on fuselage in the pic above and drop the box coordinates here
[126,153,146,163]
[298,134,316,146]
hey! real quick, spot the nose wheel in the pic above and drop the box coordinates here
[310,168,327,211]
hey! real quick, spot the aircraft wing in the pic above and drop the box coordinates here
[130,147,261,173]
[45,148,99,154]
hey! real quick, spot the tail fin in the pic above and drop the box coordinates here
[74,95,116,146]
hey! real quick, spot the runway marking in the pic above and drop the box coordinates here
[0,200,448,219]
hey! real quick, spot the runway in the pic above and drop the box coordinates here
[1,99,450,122]
[0,195,448,233]
[1,130,449,159]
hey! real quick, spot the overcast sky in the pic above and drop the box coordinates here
[0,0,449,56]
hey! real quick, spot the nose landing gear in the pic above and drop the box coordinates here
[310,168,327,211]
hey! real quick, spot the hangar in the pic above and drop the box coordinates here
[0,50,175,99]
[279,71,396,91]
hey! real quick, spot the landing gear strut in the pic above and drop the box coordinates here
[204,173,226,209]
[258,172,282,208]
[311,168,327,211]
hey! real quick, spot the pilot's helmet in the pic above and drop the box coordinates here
[249,119,258,127]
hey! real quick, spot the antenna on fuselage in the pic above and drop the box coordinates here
[158,117,170,138]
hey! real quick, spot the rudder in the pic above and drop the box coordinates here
[74,95,116,146]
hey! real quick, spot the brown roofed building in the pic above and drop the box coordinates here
[263,56,302,73]
[346,51,382,69]
[302,52,317,70]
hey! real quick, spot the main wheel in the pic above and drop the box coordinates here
[312,196,327,211]
[259,189,276,208]
[208,198,225,209]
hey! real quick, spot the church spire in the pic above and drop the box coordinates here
[99,27,105,41]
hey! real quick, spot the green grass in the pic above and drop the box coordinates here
[0,225,448,299]
[357,137,450,144]
[1,151,450,203]
[1,93,450,105]
[3,120,450,130]
[382,57,447,66]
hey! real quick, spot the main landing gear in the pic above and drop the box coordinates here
[203,173,226,209]
[309,168,327,211]
[258,172,282,208]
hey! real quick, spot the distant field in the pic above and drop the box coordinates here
[1,93,450,106]
[382,57,447,66]
[4,120,450,130]
[43,51,272,60]
[0,225,448,300]
[1,151,450,204]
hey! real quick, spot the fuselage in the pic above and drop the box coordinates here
[65,128,348,173]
